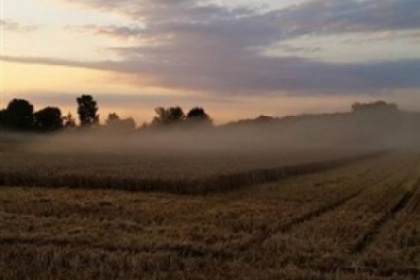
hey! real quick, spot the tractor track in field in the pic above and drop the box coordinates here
[2,153,420,280]
[237,157,416,252]
[353,178,420,253]
[3,238,420,279]
[278,190,363,233]
[339,266,420,278]
[0,172,381,262]
[236,188,367,252]
[0,236,234,259]
[275,155,416,233]
[307,265,420,278]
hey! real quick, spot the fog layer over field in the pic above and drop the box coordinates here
[0,109,419,193]
[5,109,417,156]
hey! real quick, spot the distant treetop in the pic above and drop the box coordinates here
[186,107,212,125]
[33,107,63,132]
[351,101,399,113]
[152,106,185,126]
[4,99,34,130]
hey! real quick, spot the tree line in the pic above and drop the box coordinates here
[0,94,403,135]
[0,95,212,133]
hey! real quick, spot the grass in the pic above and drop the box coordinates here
[1,151,420,279]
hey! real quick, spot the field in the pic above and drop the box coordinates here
[1,150,420,279]
[0,147,373,194]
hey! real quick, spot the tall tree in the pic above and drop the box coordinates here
[77,95,99,127]
[33,107,63,132]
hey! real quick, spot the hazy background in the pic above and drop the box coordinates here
[2,109,418,157]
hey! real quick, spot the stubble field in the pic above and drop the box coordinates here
[0,150,420,279]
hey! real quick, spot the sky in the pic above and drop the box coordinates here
[1,0,420,124]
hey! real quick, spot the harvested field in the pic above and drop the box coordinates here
[0,148,377,194]
[1,151,420,279]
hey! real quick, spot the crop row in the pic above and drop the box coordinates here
[359,175,420,270]
[248,155,420,275]
[0,152,386,194]
[1,152,419,279]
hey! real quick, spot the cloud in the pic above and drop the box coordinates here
[0,20,38,32]
[72,24,145,39]
[64,0,420,39]
[7,0,420,95]
[3,54,420,94]
[276,0,420,37]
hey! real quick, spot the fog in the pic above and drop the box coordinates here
[2,110,419,157]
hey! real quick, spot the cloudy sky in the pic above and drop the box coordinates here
[1,0,420,123]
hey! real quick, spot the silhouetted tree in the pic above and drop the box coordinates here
[33,107,63,132]
[3,99,34,131]
[105,113,120,125]
[352,101,398,114]
[105,113,136,133]
[152,106,185,126]
[255,115,275,122]
[141,122,148,129]
[63,113,76,128]
[186,107,212,126]
[77,95,99,127]
[118,117,136,132]
[0,109,6,129]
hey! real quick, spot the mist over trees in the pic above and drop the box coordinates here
[63,113,76,129]
[352,101,399,114]
[0,95,215,134]
[0,93,419,151]
[105,113,136,133]
[149,106,212,128]
[152,107,185,127]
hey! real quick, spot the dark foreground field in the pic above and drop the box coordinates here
[1,151,420,279]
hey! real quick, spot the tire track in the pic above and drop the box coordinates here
[0,159,393,260]
[2,239,420,278]
[354,178,420,253]
[238,155,415,251]
[0,236,234,259]
[238,188,366,252]
[238,182,375,250]
[277,189,364,233]
[275,154,416,234]
[338,266,420,278]
[300,265,420,278]
[272,159,407,231]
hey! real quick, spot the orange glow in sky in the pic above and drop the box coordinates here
[2,0,420,124]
